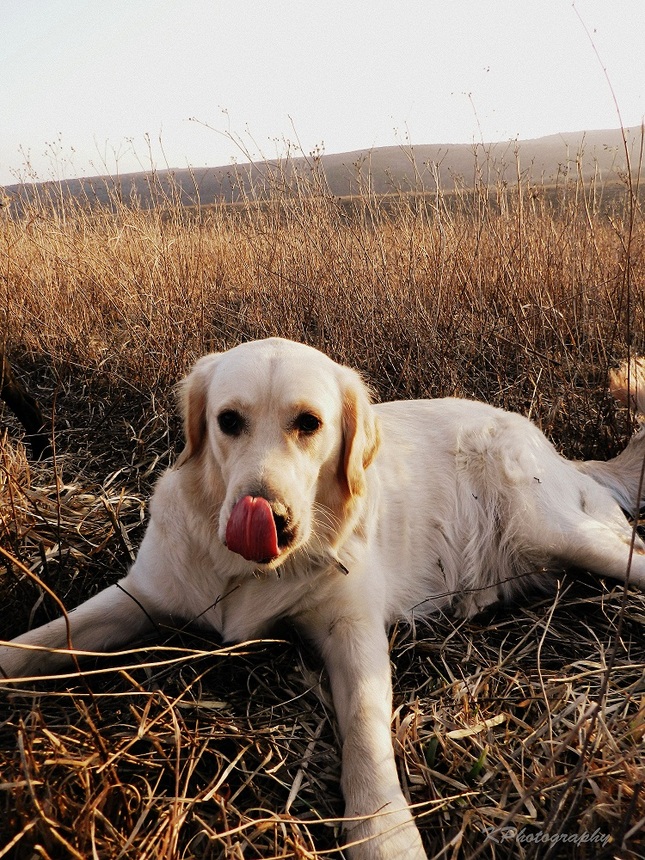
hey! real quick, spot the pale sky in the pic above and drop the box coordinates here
[1,0,644,186]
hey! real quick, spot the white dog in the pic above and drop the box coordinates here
[2,338,645,859]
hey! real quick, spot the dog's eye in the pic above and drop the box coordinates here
[294,412,322,434]
[218,410,245,436]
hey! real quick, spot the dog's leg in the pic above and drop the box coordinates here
[306,607,427,860]
[556,517,645,588]
[533,477,645,589]
[0,579,155,679]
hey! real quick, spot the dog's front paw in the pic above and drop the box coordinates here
[343,798,427,860]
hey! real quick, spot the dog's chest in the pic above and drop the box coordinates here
[198,566,337,643]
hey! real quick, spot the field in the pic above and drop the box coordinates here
[1,154,645,859]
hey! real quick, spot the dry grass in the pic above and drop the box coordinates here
[1,152,645,859]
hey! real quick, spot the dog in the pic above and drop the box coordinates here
[2,338,645,860]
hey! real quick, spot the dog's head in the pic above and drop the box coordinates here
[176,338,379,569]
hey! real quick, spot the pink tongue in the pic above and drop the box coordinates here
[225,496,280,563]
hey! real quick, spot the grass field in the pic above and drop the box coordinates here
[1,154,644,859]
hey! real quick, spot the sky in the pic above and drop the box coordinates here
[1,0,644,186]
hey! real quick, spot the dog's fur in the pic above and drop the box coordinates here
[2,339,645,859]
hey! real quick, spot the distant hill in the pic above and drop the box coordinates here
[3,127,643,210]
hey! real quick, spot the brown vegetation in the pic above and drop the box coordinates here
[0,153,644,859]
[0,346,50,458]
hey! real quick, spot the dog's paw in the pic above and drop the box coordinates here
[342,799,427,860]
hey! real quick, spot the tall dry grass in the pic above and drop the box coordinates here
[1,152,644,859]
[3,155,644,444]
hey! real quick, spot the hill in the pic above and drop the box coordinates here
[2,126,643,210]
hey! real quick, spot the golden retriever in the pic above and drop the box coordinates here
[2,338,645,860]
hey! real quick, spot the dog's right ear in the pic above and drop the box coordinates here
[338,367,380,500]
[175,354,220,467]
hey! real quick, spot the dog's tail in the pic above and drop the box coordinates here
[608,356,645,416]
[577,357,645,515]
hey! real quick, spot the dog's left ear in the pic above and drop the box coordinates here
[175,354,220,467]
[338,368,380,498]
